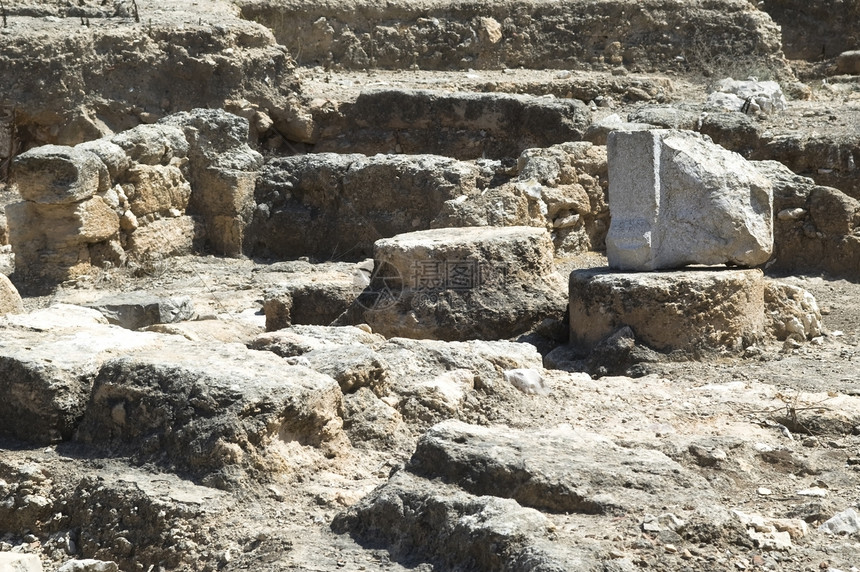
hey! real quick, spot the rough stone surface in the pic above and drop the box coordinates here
[764,281,823,341]
[706,78,787,115]
[0,305,157,444]
[757,159,860,279]
[0,7,299,150]
[82,292,195,330]
[836,50,860,75]
[0,273,24,314]
[260,261,363,330]
[250,153,486,260]
[12,145,107,204]
[57,560,119,572]
[240,0,789,76]
[569,268,766,353]
[75,341,345,487]
[332,470,602,572]
[314,90,592,160]
[409,420,710,514]
[159,109,263,256]
[606,129,773,271]
[0,553,43,572]
[346,226,566,340]
[110,124,188,166]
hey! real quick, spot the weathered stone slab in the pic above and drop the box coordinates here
[75,341,344,486]
[409,420,712,515]
[82,292,195,330]
[0,305,159,444]
[347,226,566,341]
[332,471,601,572]
[12,145,107,204]
[569,268,766,352]
[606,129,773,271]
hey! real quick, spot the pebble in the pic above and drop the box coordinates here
[757,487,772,495]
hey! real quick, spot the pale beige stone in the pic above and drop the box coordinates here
[569,268,766,352]
[0,274,24,314]
[126,164,191,218]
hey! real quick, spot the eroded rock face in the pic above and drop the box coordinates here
[333,419,713,570]
[606,129,773,271]
[345,226,566,341]
[0,7,299,150]
[332,470,602,572]
[0,305,158,444]
[251,153,486,260]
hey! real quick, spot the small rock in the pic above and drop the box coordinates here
[796,487,828,497]
[58,560,120,572]
[819,508,860,536]
[504,368,549,395]
[757,487,772,496]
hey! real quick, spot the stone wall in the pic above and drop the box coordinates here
[238,0,790,77]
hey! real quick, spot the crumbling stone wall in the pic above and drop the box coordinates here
[238,0,790,77]
[7,110,259,287]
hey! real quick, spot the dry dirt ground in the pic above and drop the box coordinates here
[2,1,860,572]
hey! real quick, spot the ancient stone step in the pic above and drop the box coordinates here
[408,419,713,515]
[74,341,344,487]
[313,89,591,160]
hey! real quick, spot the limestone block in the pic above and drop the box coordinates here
[125,164,191,218]
[111,124,188,165]
[77,139,131,180]
[75,342,344,484]
[569,268,766,352]
[350,226,566,341]
[606,129,773,271]
[124,215,202,259]
[159,109,262,171]
[0,553,43,572]
[190,168,256,256]
[0,305,159,444]
[12,145,107,204]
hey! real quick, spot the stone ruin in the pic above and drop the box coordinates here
[1,0,860,570]
[569,128,820,359]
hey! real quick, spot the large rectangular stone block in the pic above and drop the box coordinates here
[606,129,773,271]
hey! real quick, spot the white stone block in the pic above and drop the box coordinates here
[606,129,773,271]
